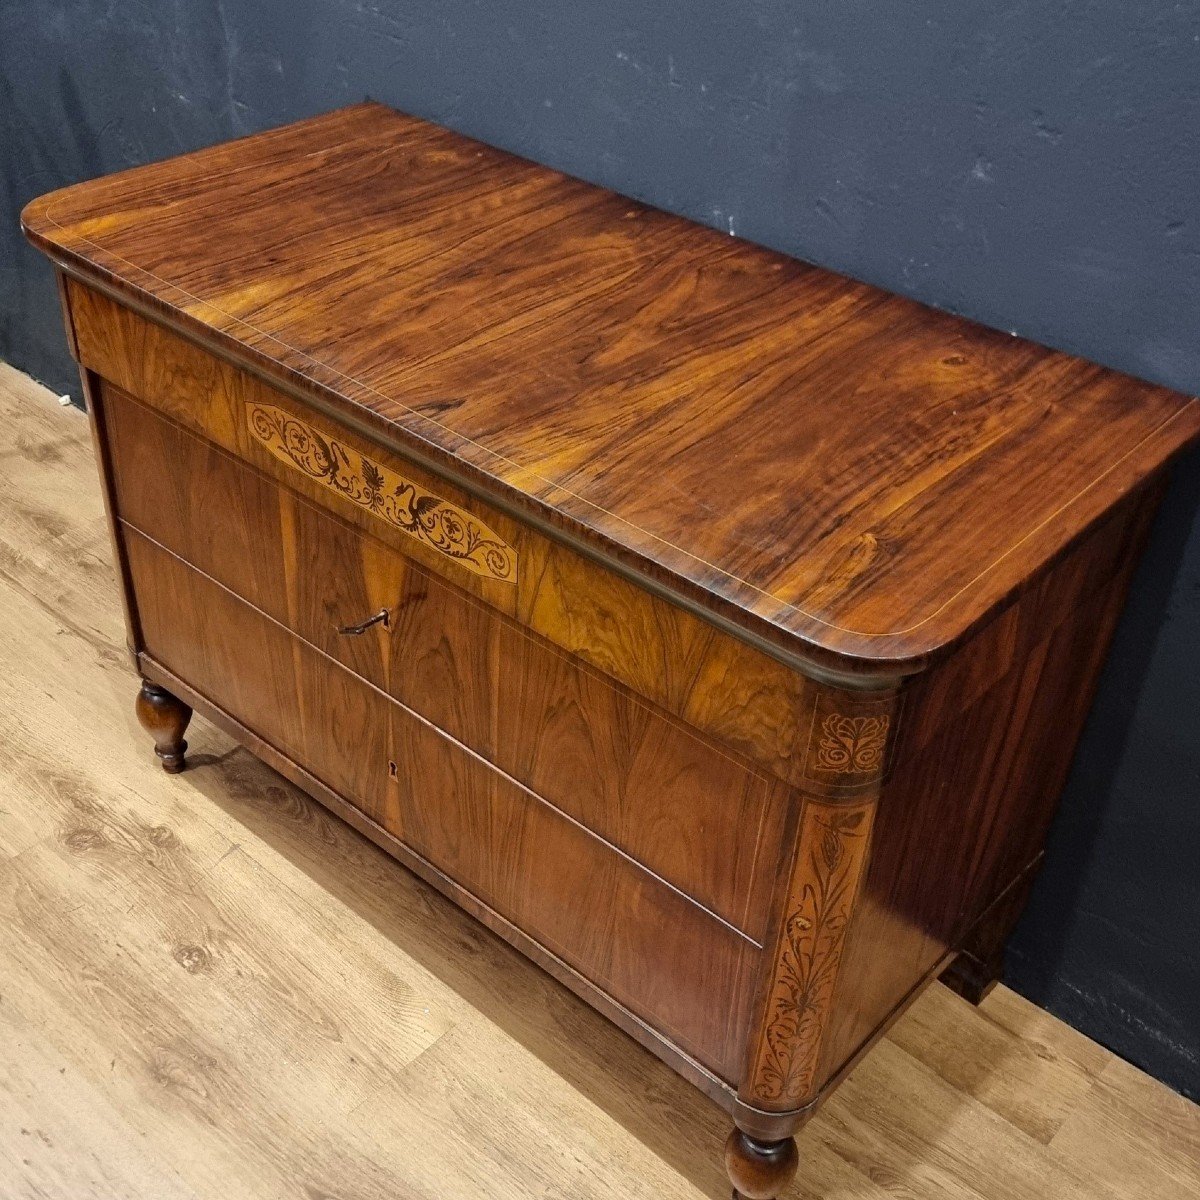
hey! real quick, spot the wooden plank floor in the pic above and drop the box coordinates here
[0,358,1197,1200]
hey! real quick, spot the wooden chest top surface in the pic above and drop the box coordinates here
[23,101,1200,671]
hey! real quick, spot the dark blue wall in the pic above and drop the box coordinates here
[3,1,1197,1098]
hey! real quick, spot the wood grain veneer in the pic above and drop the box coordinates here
[22,102,1200,1198]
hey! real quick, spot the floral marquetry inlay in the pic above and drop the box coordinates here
[247,402,517,582]
[815,714,890,774]
[802,691,899,789]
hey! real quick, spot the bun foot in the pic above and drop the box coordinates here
[941,948,1004,1006]
[135,681,193,773]
[725,1128,799,1200]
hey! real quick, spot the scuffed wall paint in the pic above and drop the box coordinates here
[1,0,1197,1098]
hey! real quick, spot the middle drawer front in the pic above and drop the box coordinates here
[125,530,759,1081]
[104,385,788,944]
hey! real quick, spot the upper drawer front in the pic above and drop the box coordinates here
[104,384,788,943]
[69,280,817,786]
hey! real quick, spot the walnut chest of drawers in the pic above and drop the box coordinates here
[23,103,1200,1198]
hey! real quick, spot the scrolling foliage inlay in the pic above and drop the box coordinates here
[247,402,516,582]
[749,798,875,1107]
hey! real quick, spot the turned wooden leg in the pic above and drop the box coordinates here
[135,681,193,773]
[725,1128,799,1200]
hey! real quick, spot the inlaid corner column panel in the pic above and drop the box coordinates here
[738,686,901,1125]
[23,103,1200,1200]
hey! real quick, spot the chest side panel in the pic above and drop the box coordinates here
[814,487,1161,1089]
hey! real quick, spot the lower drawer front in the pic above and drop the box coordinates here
[104,383,786,942]
[125,530,759,1081]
